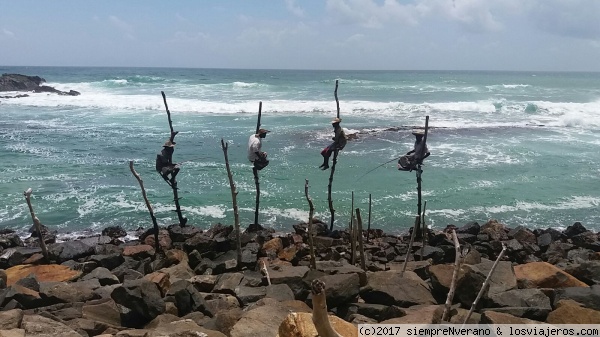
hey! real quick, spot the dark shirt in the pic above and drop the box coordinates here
[156,148,174,172]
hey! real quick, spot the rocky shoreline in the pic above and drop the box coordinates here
[1,219,600,336]
[0,73,80,98]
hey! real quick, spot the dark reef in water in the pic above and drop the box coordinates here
[0,73,80,98]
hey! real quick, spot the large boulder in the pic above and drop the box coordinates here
[514,262,588,288]
[21,314,80,337]
[553,285,600,311]
[230,299,311,337]
[312,273,360,309]
[267,265,310,299]
[359,270,436,307]
[48,241,95,262]
[480,311,539,324]
[380,305,443,324]
[0,309,23,329]
[0,74,44,91]
[38,281,98,304]
[5,264,81,286]
[276,312,357,337]
[111,278,166,328]
[455,260,517,306]
[146,318,227,337]
[546,299,600,324]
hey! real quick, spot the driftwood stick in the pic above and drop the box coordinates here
[356,208,367,271]
[260,260,271,285]
[401,215,420,276]
[304,179,317,270]
[366,193,372,243]
[463,243,508,324]
[129,161,160,253]
[311,280,342,337]
[23,188,49,261]
[327,150,339,231]
[221,139,242,267]
[442,229,462,321]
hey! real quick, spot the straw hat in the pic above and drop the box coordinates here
[412,129,425,136]
[331,117,342,124]
[163,140,175,147]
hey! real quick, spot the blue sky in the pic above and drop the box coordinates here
[1,0,599,71]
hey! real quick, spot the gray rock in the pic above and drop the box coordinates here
[48,241,95,263]
[564,222,587,238]
[234,286,266,306]
[455,259,517,307]
[265,283,294,302]
[0,309,23,329]
[360,270,436,307]
[553,285,600,311]
[81,267,120,286]
[314,273,360,309]
[111,278,166,328]
[39,281,98,304]
[487,289,551,309]
[89,254,125,271]
[338,303,405,322]
[81,299,122,328]
[267,265,310,300]
[213,273,244,295]
[482,307,551,321]
[21,314,81,337]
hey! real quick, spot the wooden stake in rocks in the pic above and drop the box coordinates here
[463,243,508,324]
[356,208,367,271]
[304,179,317,270]
[221,139,242,267]
[129,161,160,254]
[442,229,462,321]
[401,215,420,276]
[23,188,49,262]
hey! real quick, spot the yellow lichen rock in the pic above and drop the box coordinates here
[277,312,357,337]
[6,264,81,286]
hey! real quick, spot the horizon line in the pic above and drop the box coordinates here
[1,65,599,74]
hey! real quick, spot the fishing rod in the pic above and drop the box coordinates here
[357,155,402,181]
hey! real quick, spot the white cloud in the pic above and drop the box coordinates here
[529,0,600,40]
[2,28,15,39]
[285,0,305,17]
[325,0,528,32]
[109,15,135,40]
[326,0,419,28]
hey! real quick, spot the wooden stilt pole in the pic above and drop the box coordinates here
[366,193,372,243]
[442,229,462,321]
[356,208,367,271]
[420,200,427,260]
[350,192,356,265]
[221,139,242,267]
[129,161,161,254]
[328,80,341,231]
[23,188,49,262]
[253,102,263,227]
[305,179,317,270]
[401,215,420,276]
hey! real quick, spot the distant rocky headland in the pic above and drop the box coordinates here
[0,73,80,98]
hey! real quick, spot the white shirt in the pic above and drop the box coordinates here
[247,134,262,161]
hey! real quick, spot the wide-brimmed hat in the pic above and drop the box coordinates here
[331,117,342,124]
[257,128,270,135]
[412,129,425,136]
[163,140,175,147]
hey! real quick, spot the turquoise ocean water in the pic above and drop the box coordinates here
[1,67,599,239]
